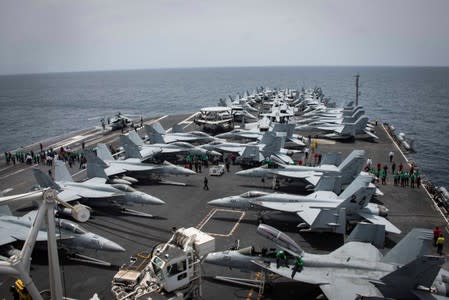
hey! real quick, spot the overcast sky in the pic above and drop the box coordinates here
[1,0,448,74]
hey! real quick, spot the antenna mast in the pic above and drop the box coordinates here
[355,73,360,106]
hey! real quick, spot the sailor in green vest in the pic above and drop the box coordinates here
[291,256,304,278]
[276,250,288,268]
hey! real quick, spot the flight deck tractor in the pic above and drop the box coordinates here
[111,227,215,300]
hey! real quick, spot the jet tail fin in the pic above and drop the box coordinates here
[148,131,166,144]
[84,150,109,179]
[146,121,166,135]
[259,132,273,145]
[314,175,342,194]
[120,135,143,159]
[346,223,385,248]
[340,123,356,137]
[172,123,184,133]
[381,255,445,291]
[96,143,115,161]
[321,152,342,166]
[337,184,376,212]
[381,228,433,266]
[262,135,283,153]
[127,131,144,146]
[32,168,61,190]
[337,150,365,185]
[240,145,263,162]
[337,173,372,200]
[271,123,295,139]
[354,116,369,133]
[55,160,73,182]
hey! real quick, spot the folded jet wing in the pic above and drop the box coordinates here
[357,212,401,234]
[252,200,338,225]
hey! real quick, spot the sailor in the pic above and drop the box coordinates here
[380,169,386,185]
[416,170,421,188]
[389,151,394,163]
[393,171,399,186]
[276,250,288,269]
[410,172,416,188]
[436,234,445,255]
[291,256,304,278]
[433,226,442,246]
[225,156,230,172]
[203,176,209,190]
[304,147,310,160]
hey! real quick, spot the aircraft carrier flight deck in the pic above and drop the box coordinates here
[0,112,447,300]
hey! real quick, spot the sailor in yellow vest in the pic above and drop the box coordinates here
[436,234,445,255]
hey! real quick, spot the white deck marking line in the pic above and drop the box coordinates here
[145,115,169,126]
[179,112,200,124]
[0,165,13,173]
[196,208,217,230]
[182,122,193,130]
[0,164,38,181]
[197,208,245,237]
[52,129,103,149]
[383,123,449,229]
[156,115,168,122]
[166,112,199,133]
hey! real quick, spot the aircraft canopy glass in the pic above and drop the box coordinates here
[58,219,88,234]
[240,191,268,198]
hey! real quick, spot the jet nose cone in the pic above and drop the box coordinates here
[235,169,252,176]
[145,194,166,205]
[203,252,222,265]
[208,198,229,208]
[180,167,196,175]
[100,238,126,252]
[135,192,166,205]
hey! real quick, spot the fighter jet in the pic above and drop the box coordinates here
[209,173,398,234]
[296,116,378,140]
[202,132,298,165]
[236,150,365,186]
[0,205,124,260]
[296,107,366,126]
[144,121,217,144]
[253,224,447,300]
[120,131,221,162]
[217,94,259,122]
[33,160,165,220]
[204,224,387,272]
[87,144,196,180]
[216,123,305,149]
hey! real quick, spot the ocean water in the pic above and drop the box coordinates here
[0,66,448,187]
